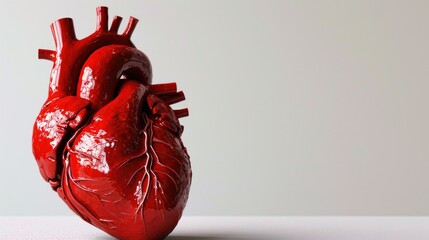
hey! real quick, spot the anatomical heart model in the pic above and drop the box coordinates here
[32,6,192,240]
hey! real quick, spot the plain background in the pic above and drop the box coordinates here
[0,0,428,216]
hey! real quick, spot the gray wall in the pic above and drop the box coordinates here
[1,0,428,216]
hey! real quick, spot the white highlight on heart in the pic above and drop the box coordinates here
[80,67,95,100]
[75,129,112,174]
[36,109,68,148]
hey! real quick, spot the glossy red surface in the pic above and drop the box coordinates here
[32,6,192,240]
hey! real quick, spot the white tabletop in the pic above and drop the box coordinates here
[1,216,428,240]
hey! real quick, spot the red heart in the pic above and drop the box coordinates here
[32,7,192,240]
